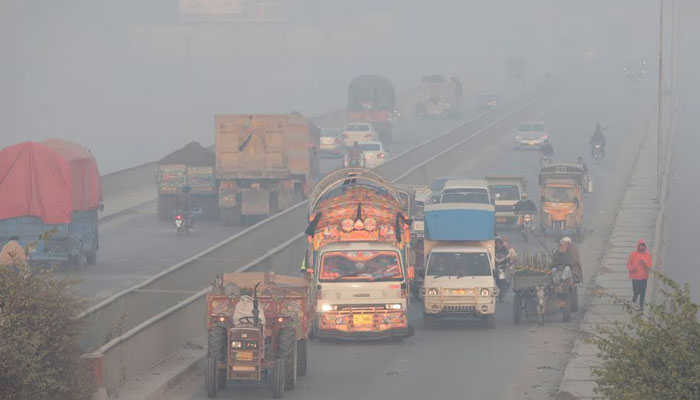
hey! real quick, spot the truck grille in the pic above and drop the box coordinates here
[444,305,475,312]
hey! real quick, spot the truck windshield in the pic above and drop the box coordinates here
[347,124,370,131]
[440,189,490,204]
[319,250,403,282]
[427,252,491,277]
[544,187,576,203]
[489,185,520,201]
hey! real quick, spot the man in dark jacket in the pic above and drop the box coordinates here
[513,193,537,214]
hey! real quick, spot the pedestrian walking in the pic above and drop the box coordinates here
[626,239,652,310]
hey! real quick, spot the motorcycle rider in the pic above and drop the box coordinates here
[540,139,554,157]
[175,185,194,228]
[513,193,538,215]
[590,123,606,157]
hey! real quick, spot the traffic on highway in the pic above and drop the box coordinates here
[2,1,697,400]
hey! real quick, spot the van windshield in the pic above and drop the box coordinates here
[489,185,520,201]
[319,250,403,282]
[544,187,577,203]
[440,189,490,204]
[427,252,491,277]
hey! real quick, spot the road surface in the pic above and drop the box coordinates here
[165,66,651,400]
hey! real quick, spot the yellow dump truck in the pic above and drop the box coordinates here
[215,114,320,225]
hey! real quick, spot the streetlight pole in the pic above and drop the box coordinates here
[657,0,664,200]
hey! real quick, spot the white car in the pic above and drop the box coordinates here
[514,121,549,149]
[342,123,379,147]
[359,141,388,168]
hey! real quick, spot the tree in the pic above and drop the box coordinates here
[586,273,700,400]
[0,259,93,400]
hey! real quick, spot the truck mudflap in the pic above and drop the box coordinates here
[317,309,409,339]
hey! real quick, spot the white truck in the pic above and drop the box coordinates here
[421,202,497,328]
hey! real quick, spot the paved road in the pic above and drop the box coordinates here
[167,67,651,400]
[67,102,491,302]
[661,0,700,305]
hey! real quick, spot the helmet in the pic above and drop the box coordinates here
[521,193,528,199]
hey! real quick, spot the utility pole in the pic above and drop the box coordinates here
[657,0,664,200]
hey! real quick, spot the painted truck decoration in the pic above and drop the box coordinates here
[305,168,414,340]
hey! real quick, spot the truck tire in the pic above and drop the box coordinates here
[513,293,522,324]
[86,251,97,266]
[271,359,285,398]
[296,339,307,377]
[204,358,218,398]
[278,327,297,390]
[207,326,227,390]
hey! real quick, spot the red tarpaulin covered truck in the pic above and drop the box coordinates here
[0,139,102,268]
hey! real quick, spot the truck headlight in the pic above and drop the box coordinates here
[321,304,337,312]
[480,288,490,297]
[385,304,402,310]
[428,288,438,296]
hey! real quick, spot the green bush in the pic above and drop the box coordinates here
[587,274,700,400]
[0,263,93,400]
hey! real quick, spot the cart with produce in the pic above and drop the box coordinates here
[512,252,574,325]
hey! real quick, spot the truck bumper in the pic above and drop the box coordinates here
[317,310,409,340]
[424,300,495,317]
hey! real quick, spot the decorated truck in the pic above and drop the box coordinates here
[347,75,397,144]
[156,141,217,221]
[421,202,497,327]
[215,114,320,225]
[305,168,414,340]
[0,139,102,268]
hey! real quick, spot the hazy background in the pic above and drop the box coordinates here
[0,0,658,173]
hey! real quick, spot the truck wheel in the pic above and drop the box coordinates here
[571,286,579,312]
[482,313,496,328]
[296,339,307,377]
[207,326,227,390]
[204,358,218,398]
[563,293,572,322]
[271,359,285,398]
[513,294,522,324]
[278,327,297,390]
[86,251,97,266]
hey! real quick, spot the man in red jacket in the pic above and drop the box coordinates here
[627,239,652,310]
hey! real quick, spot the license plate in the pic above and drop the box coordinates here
[235,351,253,361]
[496,217,506,223]
[353,314,373,325]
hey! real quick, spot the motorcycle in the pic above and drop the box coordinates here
[519,213,536,243]
[174,211,192,236]
[592,143,604,163]
[494,254,511,302]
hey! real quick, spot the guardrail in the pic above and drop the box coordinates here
[81,85,554,396]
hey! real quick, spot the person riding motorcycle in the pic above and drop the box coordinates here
[590,123,606,157]
[540,139,554,157]
[513,193,538,214]
[174,185,194,228]
[347,141,364,167]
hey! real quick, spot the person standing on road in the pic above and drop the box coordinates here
[627,239,652,311]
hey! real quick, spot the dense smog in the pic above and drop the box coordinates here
[0,1,698,400]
